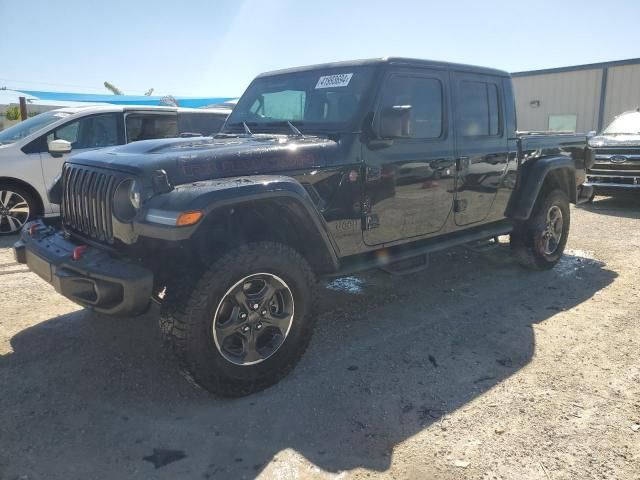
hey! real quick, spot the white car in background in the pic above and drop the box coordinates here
[0,104,231,234]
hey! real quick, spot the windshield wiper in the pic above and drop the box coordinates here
[258,121,305,137]
[286,121,303,137]
[216,122,254,137]
[223,120,307,137]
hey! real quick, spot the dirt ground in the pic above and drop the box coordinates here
[1,196,639,480]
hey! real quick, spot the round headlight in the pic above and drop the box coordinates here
[129,180,143,209]
[113,179,138,222]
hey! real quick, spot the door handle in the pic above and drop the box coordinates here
[456,156,470,171]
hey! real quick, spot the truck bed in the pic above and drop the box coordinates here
[517,131,588,153]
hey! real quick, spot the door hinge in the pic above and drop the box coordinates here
[454,199,468,213]
[456,156,470,171]
[364,214,380,230]
[365,166,382,181]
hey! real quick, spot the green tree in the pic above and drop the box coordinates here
[5,104,20,120]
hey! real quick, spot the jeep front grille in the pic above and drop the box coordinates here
[61,164,118,243]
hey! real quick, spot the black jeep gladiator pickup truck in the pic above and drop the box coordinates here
[14,58,593,396]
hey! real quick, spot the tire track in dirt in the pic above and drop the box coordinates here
[0,260,29,276]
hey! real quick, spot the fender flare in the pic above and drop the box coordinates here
[506,156,576,221]
[134,175,339,271]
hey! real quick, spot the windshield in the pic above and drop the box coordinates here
[223,66,376,134]
[0,110,71,145]
[603,111,640,135]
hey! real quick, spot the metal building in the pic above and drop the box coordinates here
[512,58,640,133]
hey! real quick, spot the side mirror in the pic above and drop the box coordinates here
[48,139,72,157]
[379,105,412,139]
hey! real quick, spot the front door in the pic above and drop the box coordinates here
[363,68,455,246]
[452,73,509,226]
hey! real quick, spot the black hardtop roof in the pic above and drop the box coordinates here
[256,57,510,79]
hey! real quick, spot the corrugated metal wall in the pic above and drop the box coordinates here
[512,70,602,132]
[512,61,640,133]
[603,63,640,126]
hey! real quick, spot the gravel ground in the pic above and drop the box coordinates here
[1,195,639,480]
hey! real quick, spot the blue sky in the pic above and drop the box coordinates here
[1,0,639,98]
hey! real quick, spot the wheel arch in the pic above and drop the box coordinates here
[190,194,339,275]
[0,176,44,216]
[506,156,576,221]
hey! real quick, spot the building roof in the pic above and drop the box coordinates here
[512,58,640,77]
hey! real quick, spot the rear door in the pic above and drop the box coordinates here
[363,67,455,245]
[452,73,509,226]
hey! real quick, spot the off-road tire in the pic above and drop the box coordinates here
[510,189,570,270]
[161,242,316,397]
[0,184,40,236]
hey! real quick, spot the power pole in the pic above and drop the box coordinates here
[19,97,28,121]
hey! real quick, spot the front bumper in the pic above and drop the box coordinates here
[13,220,153,316]
[585,172,640,190]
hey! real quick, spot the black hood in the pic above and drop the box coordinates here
[68,135,342,186]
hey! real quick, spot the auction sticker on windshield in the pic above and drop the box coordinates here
[315,73,353,89]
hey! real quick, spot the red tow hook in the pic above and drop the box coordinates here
[28,223,40,236]
[72,245,89,261]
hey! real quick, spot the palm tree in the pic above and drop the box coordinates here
[103,81,124,95]
[103,83,155,96]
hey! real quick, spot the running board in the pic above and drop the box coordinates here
[464,236,502,253]
[331,221,513,277]
[380,254,429,275]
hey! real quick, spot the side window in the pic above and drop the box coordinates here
[46,114,119,149]
[125,114,178,142]
[548,114,577,132]
[52,121,79,143]
[178,113,227,135]
[379,75,443,139]
[457,80,501,137]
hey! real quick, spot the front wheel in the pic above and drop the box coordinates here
[0,185,39,235]
[511,189,570,270]
[162,242,316,397]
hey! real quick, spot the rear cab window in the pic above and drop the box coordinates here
[456,78,503,137]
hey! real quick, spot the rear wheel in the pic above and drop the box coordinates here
[511,189,570,270]
[0,185,39,235]
[161,242,316,397]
